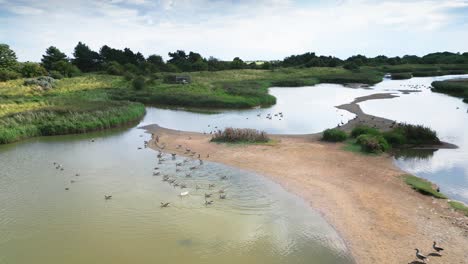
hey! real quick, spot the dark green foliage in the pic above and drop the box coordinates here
[432,79,468,102]
[53,61,81,77]
[105,61,125,75]
[230,57,246,69]
[0,44,18,69]
[132,76,146,90]
[271,79,307,87]
[0,68,21,81]
[322,129,348,142]
[351,125,380,138]
[391,72,412,80]
[49,71,64,79]
[383,130,406,146]
[449,201,468,216]
[282,52,342,68]
[317,71,382,84]
[72,42,101,72]
[403,175,447,199]
[0,101,145,144]
[343,62,359,71]
[211,127,269,143]
[41,46,68,71]
[393,123,440,145]
[19,62,47,78]
[356,134,389,153]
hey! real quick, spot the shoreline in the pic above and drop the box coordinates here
[142,93,467,264]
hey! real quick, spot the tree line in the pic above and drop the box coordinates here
[1,42,468,82]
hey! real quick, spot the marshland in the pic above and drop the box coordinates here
[2,1,468,263]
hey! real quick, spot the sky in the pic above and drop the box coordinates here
[1,0,468,62]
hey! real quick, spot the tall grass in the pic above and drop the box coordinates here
[403,175,447,199]
[211,127,269,143]
[432,79,468,102]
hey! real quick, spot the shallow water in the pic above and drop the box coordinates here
[0,127,353,264]
[139,75,468,204]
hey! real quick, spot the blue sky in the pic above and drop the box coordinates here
[1,0,467,62]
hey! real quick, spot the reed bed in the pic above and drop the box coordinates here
[211,127,270,143]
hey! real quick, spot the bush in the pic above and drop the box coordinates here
[0,68,21,81]
[105,61,124,75]
[383,130,406,146]
[132,76,146,90]
[271,79,307,87]
[351,125,380,138]
[49,71,64,79]
[211,127,269,143]
[19,62,47,78]
[391,72,412,80]
[394,123,440,145]
[343,62,359,71]
[356,134,389,153]
[322,128,347,142]
[123,72,135,81]
[24,76,56,90]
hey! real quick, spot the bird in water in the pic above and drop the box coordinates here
[104,195,112,200]
[414,248,428,263]
[160,202,170,207]
[433,241,444,253]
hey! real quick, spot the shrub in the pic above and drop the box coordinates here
[271,79,307,87]
[211,127,269,143]
[403,175,447,199]
[24,76,56,90]
[351,125,380,138]
[383,130,406,146]
[49,70,64,79]
[343,62,359,71]
[322,128,348,142]
[132,76,146,90]
[394,123,440,145]
[123,72,135,81]
[391,72,412,80]
[19,62,47,78]
[356,134,389,153]
[105,61,124,75]
[0,68,21,81]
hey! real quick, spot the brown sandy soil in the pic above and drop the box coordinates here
[142,93,467,264]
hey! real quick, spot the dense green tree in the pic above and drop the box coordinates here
[72,42,101,72]
[19,62,47,77]
[41,46,68,71]
[0,44,18,69]
[230,57,245,69]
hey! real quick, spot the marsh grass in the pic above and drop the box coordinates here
[432,79,468,102]
[211,127,270,143]
[403,175,447,199]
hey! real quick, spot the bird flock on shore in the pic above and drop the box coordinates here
[412,241,444,263]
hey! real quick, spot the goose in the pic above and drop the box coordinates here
[205,200,214,205]
[190,166,198,170]
[199,159,203,165]
[208,184,215,188]
[206,154,210,158]
[414,249,428,263]
[433,241,444,253]
[154,167,159,170]
[65,188,69,190]
[176,144,182,149]
[171,153,176,160]
[75,173,80,176]
[104,195,112,200]
[180,184,187,189]
[205,193,212,198]
[176,162,182,166]
[160,202,170,207]
[180,191,189,196]
[220,175,227,180]
[218,189,225,193]
[174,182,180,187]
[219,194,226,199]
[185,173,192,178]
[153,172,160,176]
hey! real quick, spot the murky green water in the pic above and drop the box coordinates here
[0,126,352,264]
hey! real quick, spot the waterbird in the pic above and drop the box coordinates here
[153,172,160,176]
[219,194,226,199]
[199,159,203,165]
[433,241,444,253]
[205,200,214,205]
[161,202,170,207]
[185,173,192,178]
[208,184,215,188]
[218,189,225,193]
[75,173,80,176]
[220,175,227,180]
[104,195,112,200]
[171,153,176,160]
[180,191,189,196]
[205,193,212,198]
[70,180,75,183]
[65,188,69,190]
[414,249,428,263]
[190,166,198,170]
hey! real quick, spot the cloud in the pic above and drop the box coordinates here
[1,0,467,61]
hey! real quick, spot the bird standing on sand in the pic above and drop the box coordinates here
[161,202,170,207]
[104,195,112,200]
[433,241,444,253]
[415,249,428,263]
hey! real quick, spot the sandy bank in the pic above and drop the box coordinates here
[142,92,467,264]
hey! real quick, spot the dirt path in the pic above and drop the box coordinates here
[142,93,468,264]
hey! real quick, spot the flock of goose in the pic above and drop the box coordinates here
[150,134,228,208]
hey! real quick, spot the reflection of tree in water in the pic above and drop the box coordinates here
[394,148,438,161]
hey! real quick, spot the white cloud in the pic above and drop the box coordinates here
[1,0,467,61]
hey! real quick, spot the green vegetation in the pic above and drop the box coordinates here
[403,175,447,199]
[448,201,468,216]
[432,79,468,103]
[211,127,269,143]
[356,134,389,153]
[391,72,412,80]
[322,128,348,142]
[346,123,440,154]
